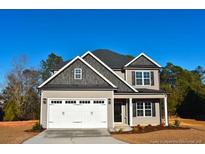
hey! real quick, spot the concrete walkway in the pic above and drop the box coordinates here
[23,129,126,144]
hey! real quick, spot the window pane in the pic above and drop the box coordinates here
[144,72,150,78]
[76,74,81,78]
[137,102,143,109]
[136,79,143,85]
[74,68,82,79]
[145,110,151,116]
[144,79,150,85]
[137,110,143,116]
[136,72,142,78]
[145,102,151,109]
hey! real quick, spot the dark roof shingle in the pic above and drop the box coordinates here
[136,88,166,94]
[92,49,133,69]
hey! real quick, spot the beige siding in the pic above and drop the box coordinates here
[40,90,114,129]
[126,69,160,90]
[114,94,165,99]
[114,70,125,79]
[114,94,164,126]
[133,102,161,126]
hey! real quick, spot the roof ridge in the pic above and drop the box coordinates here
[38,56,117,89]
[81,51,138,93]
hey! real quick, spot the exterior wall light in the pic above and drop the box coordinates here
[43,98,47,104]
[108,98,111,104]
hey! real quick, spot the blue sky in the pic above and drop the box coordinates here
[0,10,205,90]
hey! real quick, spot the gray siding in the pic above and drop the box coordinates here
[127,55,159,68]
[114,70,125,79]
[43,59,113,89]
[83,54,134,93]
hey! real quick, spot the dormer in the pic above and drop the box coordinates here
[124,53,161,90]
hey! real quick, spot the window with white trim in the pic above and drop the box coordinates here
[136,102,144,116]
[136,102,152,117]
[74,68,82,80]
[135,71,151,85]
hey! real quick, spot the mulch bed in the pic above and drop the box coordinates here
[111,125,190,135]
[24,129,45,133]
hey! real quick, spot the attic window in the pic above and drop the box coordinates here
[74,68,82,80]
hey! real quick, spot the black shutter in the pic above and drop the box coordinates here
[152,102,156,117]
[151,71,154,86]
[132,71,135,85]
[133,102,136,117]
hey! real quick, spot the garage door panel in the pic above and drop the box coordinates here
[48,99,107,129]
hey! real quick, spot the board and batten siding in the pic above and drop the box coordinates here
[40,90,114,129]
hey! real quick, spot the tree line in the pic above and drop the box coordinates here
[161,63,205,120]
[0,53,205,121]
[1,53,63,121]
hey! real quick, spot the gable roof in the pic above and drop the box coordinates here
[51,50,161,70]
[51,60,71,71]
[92,49,133,69]
[82,51,138,93]
[124,53,161,68]
[38,56,117,89]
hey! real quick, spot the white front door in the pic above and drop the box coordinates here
[48,99,107,129]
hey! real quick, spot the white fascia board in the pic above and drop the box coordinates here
[81,51,138,93]
[124,53,161,68]
[38,56,117,89]
[38,56,80,88]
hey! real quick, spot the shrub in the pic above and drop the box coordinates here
[118,128,123,133]
[133,125,143,133]
[3,100,20,121]
[32,122,44,131]
[145,124,152,129]
[174,120,181,127]
[147,124,152,128]
[133,127,140,133]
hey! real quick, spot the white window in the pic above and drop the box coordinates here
[135,71,151,85]
[145,102,152,116]
[74,68,82,79]
[136,102,144,116]
[136,102,152,117]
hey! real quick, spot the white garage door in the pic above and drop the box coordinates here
[48,99,107,129]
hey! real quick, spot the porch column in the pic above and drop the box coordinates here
[164,95,169,126]
[129,98,133,126]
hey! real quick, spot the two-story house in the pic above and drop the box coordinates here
[38,49,168,129]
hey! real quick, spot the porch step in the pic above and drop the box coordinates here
[109,125,133,132]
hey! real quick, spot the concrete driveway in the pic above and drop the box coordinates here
[23,129,126,144]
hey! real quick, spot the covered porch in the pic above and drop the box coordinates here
[113,94,168,128]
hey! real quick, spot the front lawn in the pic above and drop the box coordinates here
[0,120,40,144]
[112,118,205,144]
